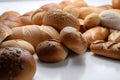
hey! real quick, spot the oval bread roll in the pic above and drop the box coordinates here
[60,26,87,55]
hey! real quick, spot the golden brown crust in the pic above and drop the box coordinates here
[108,30,120,42]
[7,25,59,48]
[83,26,110,47]
[36,39,68,62]
[90,40,120,60]
[0,39,35,55]
[43,9,80,31]
[60,26,87,55]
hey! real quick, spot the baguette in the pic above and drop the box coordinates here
[7,25,59,48]
[90,40,120,60]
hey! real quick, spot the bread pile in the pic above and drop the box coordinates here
[0,0,120,79]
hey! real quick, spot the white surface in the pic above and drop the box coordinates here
[1,0,120,80]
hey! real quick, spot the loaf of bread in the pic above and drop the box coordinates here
[7,25,59,47]
[90,40,120,59]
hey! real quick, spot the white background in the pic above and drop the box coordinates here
[1,0,120,80]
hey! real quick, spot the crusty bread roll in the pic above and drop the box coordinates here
[0,47,36,80]
[0,22,12,43]
[60,26,87,55]
[43,9,80,31]
[84,13,101,29]
[36,39,68,63]
[90,40,120,60]
[0,11,23,28]
[83,26,109,47]
[7,25,59,47]
[0,39,35,55]
[108,30,120,42]
[20,11,34,25]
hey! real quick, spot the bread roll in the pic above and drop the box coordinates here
[20,11,34,25]
[43,9,80,31]
[98,5,113,10]
[83,26,109,47]
[0,22,12,43]
[31,9,46,25]
[90,40,120,60]
[0,47,36,80]
[0,39,35,55]
[7,25,59,47]
[99,10,120,30]
[108,30,120,42]
[36,39,68,63]
[0,11,23,28]
[60,26,87,55]
[84,13,101,29]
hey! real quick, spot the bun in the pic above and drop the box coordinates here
[83,26,109,47]
[90,40,120,59]
[43,9,80,31]
[0,47,36,80]
[60,26,87,55]
[0,39,35,55]
[0,11,23,28]
[36,39,68,63]
[7,25,59,47]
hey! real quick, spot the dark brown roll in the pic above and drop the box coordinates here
[36,39,68,63]
[90,40,120,60]
[0,47,36,80]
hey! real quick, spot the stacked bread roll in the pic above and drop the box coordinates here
[1,0,120,79]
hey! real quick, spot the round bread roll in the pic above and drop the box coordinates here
[58,0,72,9]
[36,39,68,63]
[0,39,35,55]
[43,9,80,31]
[0,47,36,80]
[60,26,87,55]
[90,40,120,60]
